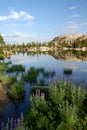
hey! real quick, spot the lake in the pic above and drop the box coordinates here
[0,52,87,123]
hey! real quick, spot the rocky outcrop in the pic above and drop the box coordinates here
[52,34,87,44]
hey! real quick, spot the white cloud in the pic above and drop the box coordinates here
[72,14,80,18]
[0,10,35,21]
[0,16,8,21]
[65,22,79,32]
[69,6,77,10]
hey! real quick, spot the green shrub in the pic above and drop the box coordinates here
[8,82,25,100]
[24,80,87,130]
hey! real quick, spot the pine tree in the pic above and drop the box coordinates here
[0,34,5,44]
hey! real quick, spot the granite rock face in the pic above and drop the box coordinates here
[52,34,87,44]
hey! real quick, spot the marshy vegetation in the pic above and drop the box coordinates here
[6,64,25,72]
[22,67,55,85]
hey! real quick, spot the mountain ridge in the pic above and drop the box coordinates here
[52,34,87,43]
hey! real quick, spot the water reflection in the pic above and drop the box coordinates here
[9,52,87,86]
[1,50,87,123]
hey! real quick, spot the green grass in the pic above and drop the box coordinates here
[0,74,12,83]
[0,74,17,84]
[0,63,7,72]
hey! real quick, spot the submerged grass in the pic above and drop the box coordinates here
[22,66,55,84]
[63,68,73,75]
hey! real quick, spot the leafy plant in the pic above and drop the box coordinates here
[24,80,87,130]
[8,82,26,100]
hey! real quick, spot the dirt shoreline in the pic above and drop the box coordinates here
[0,85,10,117]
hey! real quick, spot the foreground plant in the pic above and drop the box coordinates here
[24,80,87,130]
[8,82,26,101]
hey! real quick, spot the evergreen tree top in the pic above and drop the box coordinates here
[0,34,5,44]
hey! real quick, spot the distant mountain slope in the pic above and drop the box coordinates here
[50,34,87,48]
[52,34,87,43]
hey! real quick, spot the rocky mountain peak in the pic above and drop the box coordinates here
[52,34,87,43]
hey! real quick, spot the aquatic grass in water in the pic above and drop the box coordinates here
[6,64,25,72]
[37,79,46,86]
[63,68,73,75]
[43,70,55,77]
[22,66,55,84]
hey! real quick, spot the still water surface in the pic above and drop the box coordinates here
[0,53,87,123]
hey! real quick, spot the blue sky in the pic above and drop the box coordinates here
[0,0,87,43]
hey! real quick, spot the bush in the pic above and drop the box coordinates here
[8,82,26,100]
[24,80,87,130]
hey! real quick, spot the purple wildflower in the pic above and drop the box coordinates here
[20,112,24,123]
[1,122,4,130]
